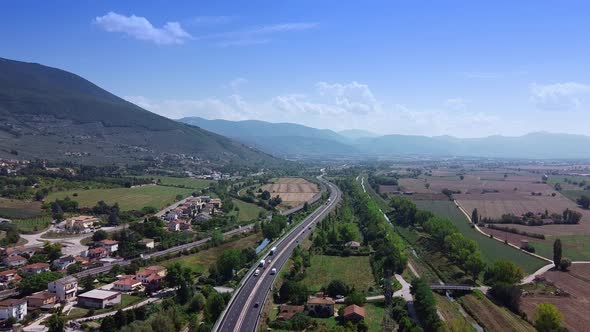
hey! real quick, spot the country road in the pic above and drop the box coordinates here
[215,177,341,332]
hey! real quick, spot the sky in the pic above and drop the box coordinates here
[2,0,590,137]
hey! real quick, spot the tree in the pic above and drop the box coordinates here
[108,212,119,226]
[303,201,309,212]
[559,258,572,271]
[464,254,486,281]
[411,277,441,332]
[260,190,271,200]
[553,239,562,268]
[471,208,479,224]
[534,303,563,332]
[100,316,117,332]
[577,195,590,209]
[326,280,349,298]
[484,260,524,286]
[92,230,108,242]
[490,283,522,313]
[344,290,365,306]
[205,291,226,323]
[47,313,65,332]
[114,309,127,329]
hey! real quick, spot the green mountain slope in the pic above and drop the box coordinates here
[0,57,280,168]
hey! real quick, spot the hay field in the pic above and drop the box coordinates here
[260,177,319,206]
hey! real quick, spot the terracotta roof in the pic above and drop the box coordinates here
[89,247,107,254]
[24,263,50,269]
[114,278,141,286]
[343,304,365,319]
[100,240,119,245]
[307,296,335,305]
[0,269,18,276]
[0,298,26,306]
[27,291,56,300]
[145,274,163,282]
[4,255,26,262]
[145,265,166,273]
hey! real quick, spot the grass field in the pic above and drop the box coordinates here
[135,176,213,189]
[302,255,376,293]
[0,198,43,219]
[414,200,545,273]
[530,234,590,261]
[459,292,534,332]
[434,293,477,332]
[364,303,385,332]
[232,199,265,222]
[46,185,194,211]
[13,216,52,233]
[161,233,263,274]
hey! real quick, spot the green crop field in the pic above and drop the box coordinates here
[365,303,385,332]
[530,234,590,261]
[46,185,194,211]
[414,200,546,273]
[135,176,213,189]
[233,199,265,222]
[13,216,52,233]
[302,255,376,292]
[0,198,44,219]
[161,233,263,274]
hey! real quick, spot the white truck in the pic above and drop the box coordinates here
[270,247,277,255]
[259,259,265,268]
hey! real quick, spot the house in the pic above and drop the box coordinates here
[3,255,27,268]
[277,304,304,320]
[53,255,76,270]
[165,212,178,222]
[0,298,27,321]
[22,262,50,274]
[77,289,121,309]
[98,240,119,254]
[210,198,222,208]
[3,246,39,258]
[64,215,99,232]
[168,221,181,232]
[305,293,335,318]
[87,247,108,260]
[48,276,78,302]
[194,212,212,223]
[342,304,365,322]
[138,238,155,249]
[136,266,167,284]
[27,291,58,310]
[344,241,361,250]
[112,277,142,292]
[0,270,21,284]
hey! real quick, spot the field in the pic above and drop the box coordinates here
[302,255,376,293]
[0,198,43,219]
[529,234,590,261]
[232,199,265,222]
[521,264,590,332]
[364,303,385,332]
[12,216,52,233]
[135,176,213,190]
[459,291,535,332]
[414,200,546,273]
[46,185,194,211]
[260,177,319,208]
[161,233,263,274]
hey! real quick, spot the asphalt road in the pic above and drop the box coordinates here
[217,178,341,332]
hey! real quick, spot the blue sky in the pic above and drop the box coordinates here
[2,0,590,137]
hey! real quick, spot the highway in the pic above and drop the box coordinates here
[216,178,341,332]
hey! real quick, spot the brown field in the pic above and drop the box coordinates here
[483,227,547,245]
[0,198,44,219]
[521,264,590,332]
[260,177,319,207]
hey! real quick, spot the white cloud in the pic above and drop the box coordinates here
[530,82,590,110]
[444,98,469,109]
[124,95,239,120]
[315,81,380,114]
[94,12,192,45]
[199,22,318,47]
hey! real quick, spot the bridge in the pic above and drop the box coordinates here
[430,284,477,291]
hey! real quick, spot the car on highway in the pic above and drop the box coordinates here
[254,302,259,308]
[270,267,277,275]
[254,269,260,277]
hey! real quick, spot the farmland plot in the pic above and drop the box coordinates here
[260,177,319,208]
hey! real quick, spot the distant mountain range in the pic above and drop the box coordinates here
[0,57,280,168]
[179,117,590,159]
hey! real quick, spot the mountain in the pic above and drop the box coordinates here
[179,117,590,159]
[338,129,379,140]
[178,117,359,158]
[0,57,280,168]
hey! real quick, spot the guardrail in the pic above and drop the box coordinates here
[212,176,333,332]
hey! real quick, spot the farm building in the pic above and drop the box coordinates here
[77,289,121,309]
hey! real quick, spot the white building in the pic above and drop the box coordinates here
[77,290,121,309]
[0,298,27,321]
[48,276,78,302]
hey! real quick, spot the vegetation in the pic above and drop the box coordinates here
[534,303,564,332]
[411,277,441,332]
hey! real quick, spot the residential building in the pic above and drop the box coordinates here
[98,240,119,254]
[194,212,212,223]
[136,266,167,284]
[344,241,361,250]
[342,304,365,322]
[112,277,142,292]
[0,270,21,284]
[26,291,58,310]
[168,221,181,232]
[22,262,50,274]
[305,293,335,318]
[3,245,39,258]
[210,198,222,208]
[48,276,78,302]
[87,247,108,260]
[0,298,27,321]
[277,304,304,320]
[53,255,76,270]
[77,289,121,309]
[64,215,99,232]
[3,255,27,268]
[138,238,155,249]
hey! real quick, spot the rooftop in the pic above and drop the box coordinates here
[78,289,121,300]
[343,304,365,318]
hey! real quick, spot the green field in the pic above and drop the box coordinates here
[364,303,385,332]
[302,255,376,292]
[135,176,213,189]
[0,198,44,219]
[414,200,546,273]
[161,233,263,274]
[530,234,590,261]
[46,185,194,211]
[13,216,52,233]
[232,199,265,222]
[458,292,534,332]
